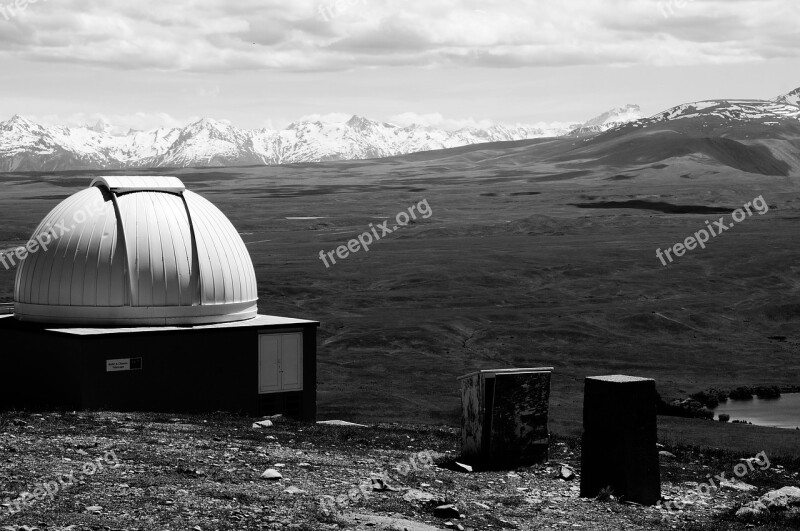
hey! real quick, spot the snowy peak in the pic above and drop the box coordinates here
[645,99,800,123]
[90,119,112,134]
[582,104,643,128]
[184,117,236,135]
[346,115,384,131]
[1,114,39,133]
[774,87,800,107]
[567,104,644,136]
[194,117,230,128]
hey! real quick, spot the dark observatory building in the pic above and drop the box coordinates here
[1,176,318,420]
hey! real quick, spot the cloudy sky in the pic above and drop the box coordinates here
[1,0,798,132]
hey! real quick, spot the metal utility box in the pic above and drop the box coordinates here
[458,367,553,469]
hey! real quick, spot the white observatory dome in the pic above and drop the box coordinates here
[14,176,258,326]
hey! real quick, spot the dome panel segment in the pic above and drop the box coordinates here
[15,187,126,308]
[116,190,195,307]
[184,190,258,306]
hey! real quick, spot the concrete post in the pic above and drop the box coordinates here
[580,375,660,505]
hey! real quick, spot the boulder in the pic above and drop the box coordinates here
[454,462,473,473]
[760,486,800,510]
[371,477,399,492]
[719,478,757,492]
[735,501,768,523]
[261,468,283,480]
[403,489,440,504]
[558,466,576,480]
[316,420,368,427]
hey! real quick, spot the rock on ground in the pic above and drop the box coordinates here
[736,500,768,523]
[760,486,800,510]
[317,420,368,427]
[346,513,443,530]
[403,489,440,504]
[261,468,283,480]
[719,478,757,491]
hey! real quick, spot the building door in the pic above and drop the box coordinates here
[258,333,303,394]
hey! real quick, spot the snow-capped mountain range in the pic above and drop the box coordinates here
[576,87,800,144]
[0,107,641,172]
[2,86,798,172]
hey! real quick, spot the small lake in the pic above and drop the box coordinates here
[714,393,800,429]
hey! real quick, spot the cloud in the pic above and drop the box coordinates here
[19,110,585,133]
[294,112,353,124]
[388,112,495,130]
[387,112,584,131]
[0,0,796,72]
[29,112,196,134]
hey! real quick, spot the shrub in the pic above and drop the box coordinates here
[755,385,781,399]
[691,391,719,408]
[729,386,754,400]
[656,393,714,420]
[690,388,730,408]
[718,414,730,423]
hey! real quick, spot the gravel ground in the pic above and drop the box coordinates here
[0,411,798,530]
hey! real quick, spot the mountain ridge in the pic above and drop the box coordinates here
[1,86,798,172]
[0,107,639,172]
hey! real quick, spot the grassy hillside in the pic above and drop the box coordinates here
[0,137,799,451]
